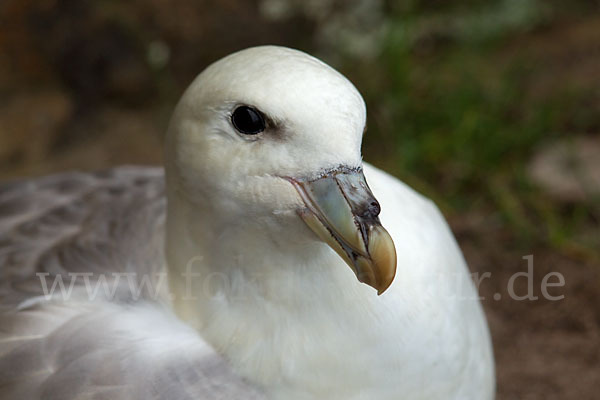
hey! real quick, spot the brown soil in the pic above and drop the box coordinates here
[454,214,600,400]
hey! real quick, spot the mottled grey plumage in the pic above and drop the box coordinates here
[0,167,264,399]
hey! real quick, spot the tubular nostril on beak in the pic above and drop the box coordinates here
[361,199,381,220]
[332,170,382,221]
[369,200,381,218]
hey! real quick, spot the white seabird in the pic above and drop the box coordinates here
[0,46,495,399]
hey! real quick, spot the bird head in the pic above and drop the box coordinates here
[165,46,396,294]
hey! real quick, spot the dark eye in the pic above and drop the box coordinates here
[231,106,265,135]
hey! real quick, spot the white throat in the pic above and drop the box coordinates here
[164,185,393,398]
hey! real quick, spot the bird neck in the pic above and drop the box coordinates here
[164,189,403,398]
[164,189,366,329]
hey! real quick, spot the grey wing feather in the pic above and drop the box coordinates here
[0,167,265,400]
[0,167,166,304]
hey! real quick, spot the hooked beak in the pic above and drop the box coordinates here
[288,168,397,295]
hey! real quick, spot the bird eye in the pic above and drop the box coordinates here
[231,106,266,135]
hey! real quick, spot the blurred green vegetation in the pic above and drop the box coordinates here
[350,0,599,258]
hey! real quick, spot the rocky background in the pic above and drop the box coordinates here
[1,0,599,398]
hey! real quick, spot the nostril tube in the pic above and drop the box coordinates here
[362,199,381,220]
[370,201,381,217]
